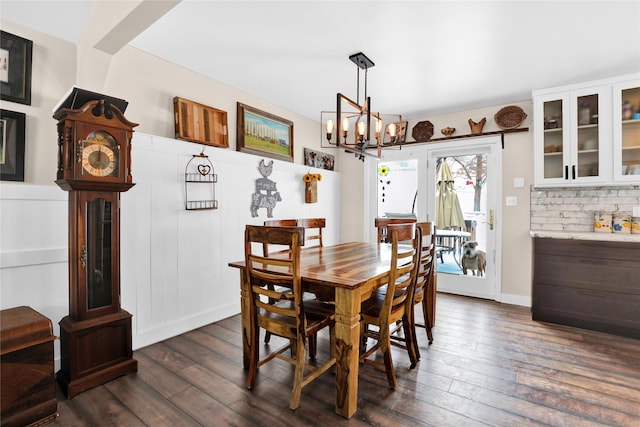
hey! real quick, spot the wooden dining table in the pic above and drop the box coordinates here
[228,241,398,418]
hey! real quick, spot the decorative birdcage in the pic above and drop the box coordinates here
[184,152,218,210]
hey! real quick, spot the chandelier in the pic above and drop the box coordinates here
[321,52,404,161]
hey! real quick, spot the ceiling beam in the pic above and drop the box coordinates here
[94,0,181,55]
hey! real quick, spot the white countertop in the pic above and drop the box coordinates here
[530,230,640,243]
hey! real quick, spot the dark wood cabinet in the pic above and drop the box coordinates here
[1,306,57,427]
[532,237,640,339]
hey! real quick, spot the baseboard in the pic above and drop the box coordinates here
[500,292,531,307]
[131,302,240,350]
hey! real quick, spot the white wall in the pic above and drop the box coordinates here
[121,133,340,349]
[0,20,77,185]
[0,184,69,346]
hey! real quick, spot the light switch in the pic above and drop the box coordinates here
[506,196,518,206]
[633,206,640,217]
[513,177,525,188]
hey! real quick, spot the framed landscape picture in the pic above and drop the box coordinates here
[236,103,293,162]
[0,31,33,105]
[0,109,26,181]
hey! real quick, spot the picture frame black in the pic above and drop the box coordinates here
[0,31,33,105]
[0,109,26,181]
[237,103,293,162]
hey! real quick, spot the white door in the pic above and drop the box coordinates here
[366,136,501,300]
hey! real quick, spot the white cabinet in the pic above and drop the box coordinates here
[534,85,610,186]
[534,74,640,187]
[613,78,640,183]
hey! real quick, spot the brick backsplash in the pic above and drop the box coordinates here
[530,186,640,231]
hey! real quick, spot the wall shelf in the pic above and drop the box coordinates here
[381,127,529,150]
[184,152,218,210]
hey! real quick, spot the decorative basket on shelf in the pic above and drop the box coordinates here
[412,120,434,142]
[494,105,527,130]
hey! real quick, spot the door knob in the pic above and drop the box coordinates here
[483,210,494,231]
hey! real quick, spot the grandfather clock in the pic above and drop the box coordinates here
[54,94,138,398]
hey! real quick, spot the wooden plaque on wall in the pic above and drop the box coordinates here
[174,97,229,148]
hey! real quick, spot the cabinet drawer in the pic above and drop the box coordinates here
[534,239,640,295]
[533,284,640,338]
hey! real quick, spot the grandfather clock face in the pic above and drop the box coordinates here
[75,123,125,182]
[81,130,120,178]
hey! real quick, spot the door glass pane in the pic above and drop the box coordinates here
[576,94,599,177]
[543,100,564,179]
[434,156,487,276]
[86,198,113,310]
[621,87,640,176]
[376,159,418,218]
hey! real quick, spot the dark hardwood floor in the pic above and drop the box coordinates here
[51,293,640,426]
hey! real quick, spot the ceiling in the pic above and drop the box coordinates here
[2,1,639,122]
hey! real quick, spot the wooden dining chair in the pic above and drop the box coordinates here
[359,223,421,386]
[412,222,437,352]
[297,218,325,247]
[244,225,336,410]
[261,219,323,350]
[263,219,297,226]
[263,219,298,254]
[262,219,299,344]
[375,217,417,243]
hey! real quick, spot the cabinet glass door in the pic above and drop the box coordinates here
[542,99,565,180]
[616,84,640,179]
[575,93,600,179]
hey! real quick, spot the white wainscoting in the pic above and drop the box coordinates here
[1,132,341,367]
[121,133,341,349]
[0,183,69,370]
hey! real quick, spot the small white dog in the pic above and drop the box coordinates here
[461,241,486,277]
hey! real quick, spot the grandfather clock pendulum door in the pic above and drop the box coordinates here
[54,97,138,398]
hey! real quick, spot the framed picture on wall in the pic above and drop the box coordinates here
[0,31,33,105]
[304,148,335,171]
[174,97,229,148]
[236,103,293,162]
[0,109,26,181]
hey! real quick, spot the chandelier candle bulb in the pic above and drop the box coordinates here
[325,119,334,141]
[375,118,383,139]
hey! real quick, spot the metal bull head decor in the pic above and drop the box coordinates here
[250,159,282,217]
